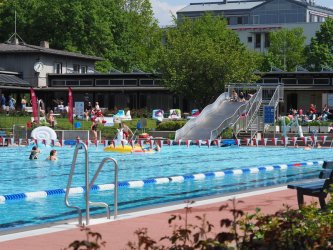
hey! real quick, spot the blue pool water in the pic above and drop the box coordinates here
[0,145,331,231]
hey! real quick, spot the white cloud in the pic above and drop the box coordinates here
[151,0,186,26]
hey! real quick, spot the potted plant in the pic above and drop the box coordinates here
[308,120,320,134]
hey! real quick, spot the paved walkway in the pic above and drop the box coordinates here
[0,188,320,250]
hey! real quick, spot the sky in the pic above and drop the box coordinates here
[151,0,333,26]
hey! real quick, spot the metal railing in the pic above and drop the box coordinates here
[65,143,118,225]
[175,92,229,140]
[233,87,263,136]
[65,143,89,226]
[89,157,118,220]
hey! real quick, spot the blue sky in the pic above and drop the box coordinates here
[151,0,333,26]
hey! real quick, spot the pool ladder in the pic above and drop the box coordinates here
[64,143,118,226]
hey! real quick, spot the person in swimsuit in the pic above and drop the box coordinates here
[29,146,40,160]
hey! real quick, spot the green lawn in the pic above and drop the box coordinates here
[0,114,158,139]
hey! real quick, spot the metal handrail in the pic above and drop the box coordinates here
[175,92,229,140]
[65,143,89,226]
[233,87,263,136]
[89,157,118,220]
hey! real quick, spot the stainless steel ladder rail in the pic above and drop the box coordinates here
[65,143,89,226]
[89,157,119,220]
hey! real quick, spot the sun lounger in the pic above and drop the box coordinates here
[152,109,164,122]
[168,109,181,120]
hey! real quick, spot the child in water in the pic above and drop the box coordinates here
[29,146,40,160]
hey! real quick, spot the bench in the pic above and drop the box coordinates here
[287,161,333,209]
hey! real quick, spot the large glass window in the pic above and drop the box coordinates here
[255,33,261,48]
[73,64,80,73]
[281,78,297,85]
[313,78,329,85]
[66,80,79,86]
[264,33,270,48]
[80,80,93,86]
[81,65,87,74]
[54,63,62,74]
[51,80,65,86]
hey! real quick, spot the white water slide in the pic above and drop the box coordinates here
[175,92,250,141]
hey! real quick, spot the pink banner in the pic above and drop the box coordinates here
[30,87,38,123]
[68,87,73,124]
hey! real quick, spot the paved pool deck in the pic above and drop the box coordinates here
[0,186,323,250]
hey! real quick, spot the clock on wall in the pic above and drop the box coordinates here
[33,61,44,73]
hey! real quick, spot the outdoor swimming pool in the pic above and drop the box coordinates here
[0,144,331,231]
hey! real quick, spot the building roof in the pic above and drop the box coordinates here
[177,0,333,14]
[0,42,103,61]
[177,1,265,13]
[0,73,30,86]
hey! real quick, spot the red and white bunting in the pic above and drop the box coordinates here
[196,140,201,147]
[302,136,307,145]
[321,135,327,145]
[10,138,14,145]
[284,137,289,146]
[19,138,22,146]
[169,140,173,146]
[235,139,241,146]
[186,140,191,147]
[121,140,125,148]
[130,140,135,148]
[94,140,98,147]
[255,138,259,146]
[42,139,46,146]
[149,139,154,149]
[206,139,211,148]
[272,138,277,146]
[246,138,251,146]
[51,139,55,147]
[178,139,182,146]
[263,138,268,146]
[310,135,317,145]
[103,140,108,147]
[216,139,221,147]
[84,139,88,147]
[59,139,63,147]
[158,140,163,148]
[292,137,298,146]
[34,139,38,145]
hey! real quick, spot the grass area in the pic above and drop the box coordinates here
[0,114,158,139]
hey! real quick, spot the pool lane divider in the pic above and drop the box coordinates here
[0,160,324,203]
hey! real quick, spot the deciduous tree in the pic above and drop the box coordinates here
[159,15,260,108]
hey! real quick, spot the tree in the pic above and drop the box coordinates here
[265,28,306,71]
[159,14,260,108]
[305,18,333,71]
[0,0,162,73]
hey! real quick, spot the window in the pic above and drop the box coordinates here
[95,79,109,86]
[237,17,243,25]
[51,80,65,86]
[264,33,270,48]
[313,78,329,85]
[54,63,62,74]
[255,33,261,49]
[80,80,93,86]
[281,78,297,85]
[226,17,230,25]
[66,80,79,86]
[247,36,253,43]
[110,79,123,86]
[139,79,154,86]
[124,79,137,86]
[253,15,259,24]
[73,64,80,73]
[81,65,87,74]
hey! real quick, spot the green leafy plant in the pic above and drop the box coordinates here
[63,226,106,250]
[156,121,187,131]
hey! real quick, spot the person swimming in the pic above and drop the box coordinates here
[47,149,58,161]
[29,146,40,160]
